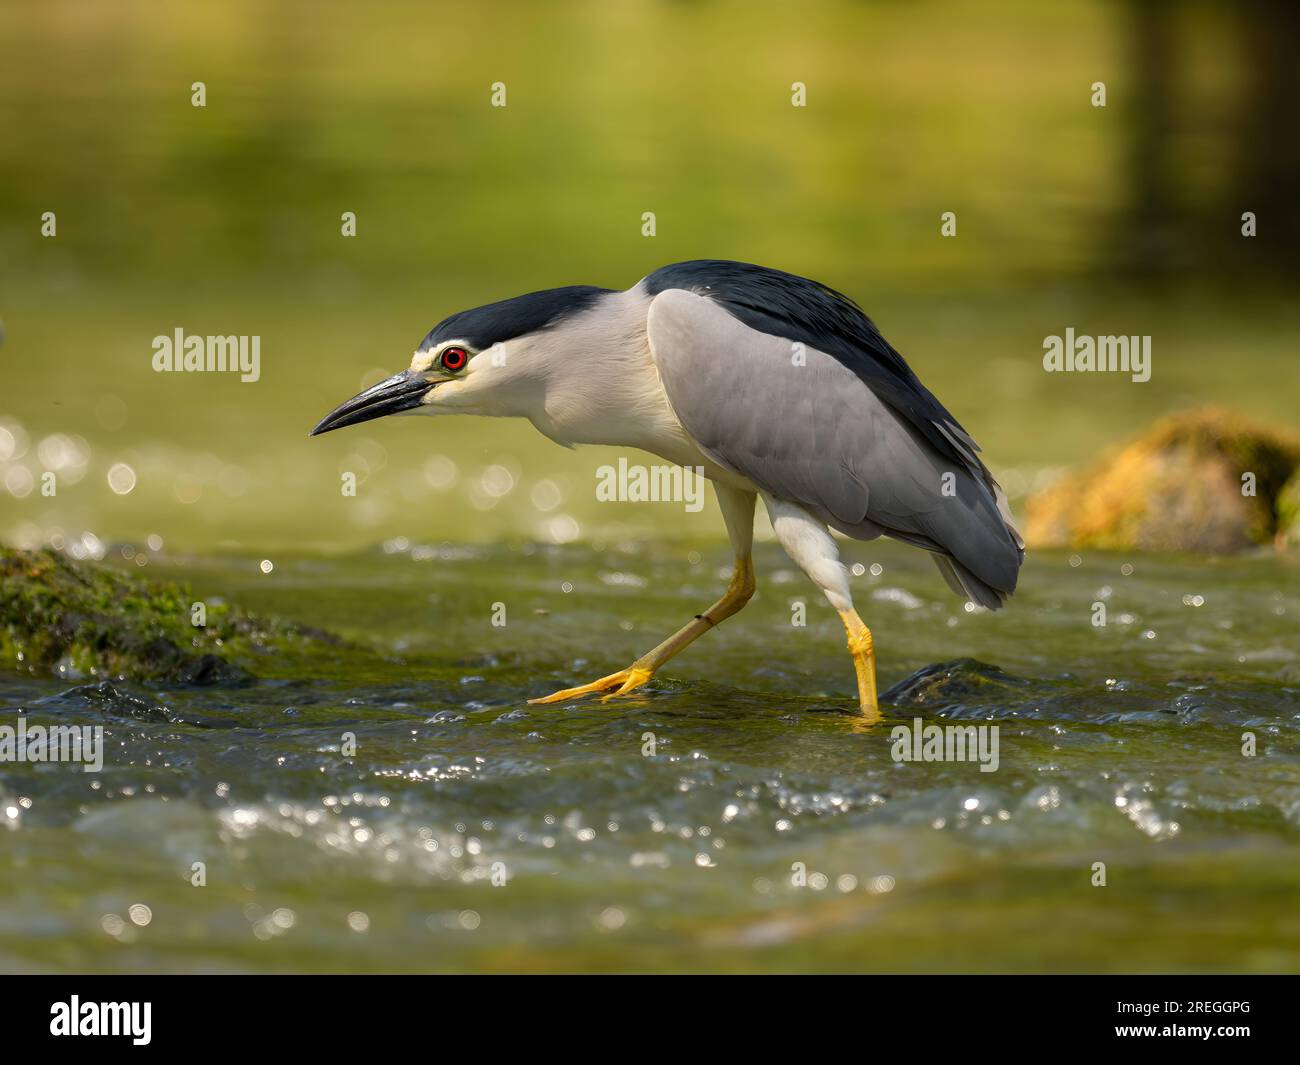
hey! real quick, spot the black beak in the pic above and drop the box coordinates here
[310,369,434,437]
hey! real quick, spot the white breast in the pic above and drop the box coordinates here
[520,286,755,489]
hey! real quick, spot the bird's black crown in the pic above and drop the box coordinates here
[421,285,613,352]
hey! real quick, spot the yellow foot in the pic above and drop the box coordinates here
[529,666,655,705]
[839,609,881,723]
[848,631,881,723]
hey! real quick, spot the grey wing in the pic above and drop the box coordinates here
[646,289,1023,608]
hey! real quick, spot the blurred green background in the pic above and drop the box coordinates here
[2,0,1296,553]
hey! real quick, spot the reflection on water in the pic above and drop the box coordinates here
[1,542,1297,972]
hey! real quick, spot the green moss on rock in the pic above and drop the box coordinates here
[0,547,339,684]
[1276,469,1300,550]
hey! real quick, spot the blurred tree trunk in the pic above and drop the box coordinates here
[1225,0,1300,275]
[1116,0,1300,280]
[1121,0,1180,278]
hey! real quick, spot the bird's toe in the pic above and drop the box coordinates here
[598,667,655,702]
[529,665,655,705]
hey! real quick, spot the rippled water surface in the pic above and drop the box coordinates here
[2,541,1298,973]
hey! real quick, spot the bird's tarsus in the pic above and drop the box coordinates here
[839,608,881,723]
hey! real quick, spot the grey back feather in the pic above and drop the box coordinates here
[646,289,1023,607]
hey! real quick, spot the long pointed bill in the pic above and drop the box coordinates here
[310,369,435,436]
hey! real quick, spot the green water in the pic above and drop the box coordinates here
[2,540,1297,973]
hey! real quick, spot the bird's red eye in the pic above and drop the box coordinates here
[441,346,468,372]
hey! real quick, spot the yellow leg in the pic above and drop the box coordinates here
[838,608,880,722]
[530,556,756,704]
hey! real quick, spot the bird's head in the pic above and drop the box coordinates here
[309,285,612,437]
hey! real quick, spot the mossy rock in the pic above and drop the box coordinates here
[1277,469,1300,550]
[1025,408,1300,553]
[0,547,339,684]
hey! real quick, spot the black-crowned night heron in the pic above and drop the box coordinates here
[311,260,1023,720]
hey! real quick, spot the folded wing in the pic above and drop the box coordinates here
[645,286,1023,608]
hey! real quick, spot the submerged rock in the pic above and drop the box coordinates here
[1025,408,1300,553]
[883,658,1031,708]
[58,680,173,719]
[51,680,239,728]
[0,547,339,685]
